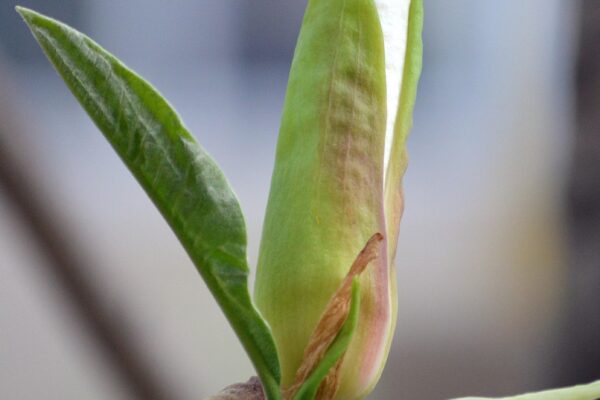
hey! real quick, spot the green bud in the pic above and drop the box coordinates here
[254,0,423,399]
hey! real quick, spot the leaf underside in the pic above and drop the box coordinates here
[455,379,600,400]
[16,6,281,399]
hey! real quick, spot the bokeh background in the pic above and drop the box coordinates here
[1,1,598,399]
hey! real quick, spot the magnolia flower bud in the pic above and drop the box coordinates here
[254,0,423,399]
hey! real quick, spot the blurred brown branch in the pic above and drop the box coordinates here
[556,0,600,386]
[0,67,178,400]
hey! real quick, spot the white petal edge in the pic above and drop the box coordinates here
[376,0,411,183]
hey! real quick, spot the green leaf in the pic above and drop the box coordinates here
[292,279,361,400]
[16,6,281,398]
[455,380,600,400]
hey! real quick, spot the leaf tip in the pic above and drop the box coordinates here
[15,5,43,31]
[15,5,33,20]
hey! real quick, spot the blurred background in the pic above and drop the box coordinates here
[0,1,598,399]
